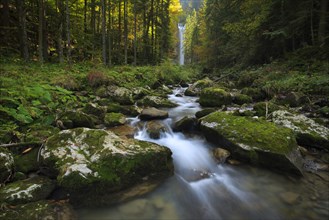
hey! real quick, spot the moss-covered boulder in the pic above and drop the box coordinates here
[199,87,232,107]
[14,147,40,174]
[137,95,177,108]
[139,107,169,120]
[253,102,283,117]
[40,128,173,207]
[58,110,95,129]
[184,78,214,96]
[173,116,198,132]
[0,176,55,205]
[0,148,14,184]
[272,110,329,150]
[146,121,168,139]
[232,93,252,105]
[104,112,126,127]
[0,200,76,220]
[82,103,107,119]
[107,103,141,116]
[200,112,303,175]
[132,87,151,100]
[195,108,217,118]
[241,87,266,101]
[107,86,134,105]
[108,125,136,138]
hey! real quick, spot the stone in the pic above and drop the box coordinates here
[0,176,56,205]
[199,87,232,107]
[107,86,134,105]
[58,110,95,129]
[137,95,177,108]
[132,87,151,100]
[173,116,198,132]
[200,111,303,175]
[212,148,231,163]
[14,147,40,174]
[232,94,252,105]
[0,200,77,220]
[108,125,136,138]
[279,192,300,205]
[0,148,14,184]
[82,103,107,119]
[107,103,141,116]
[146,121,168,139]
[272,110,329,150]
[195,108,217,118]
[184,78,214,96]
[139,107,169,120]
[104,112,126,127]
[40,128,173,207]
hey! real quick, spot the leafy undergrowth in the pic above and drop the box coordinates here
[0,58,198,144]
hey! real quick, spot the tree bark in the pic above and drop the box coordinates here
[318,0,328,46]
[38,0,44,63]
[66,0,71,64]
[57,0,64,63]
[133,0,137,65]
[101,0,106,65]
[16,0,29,61]
[91,0,96,59]
[108,0,112,67]
[124,0,128,64]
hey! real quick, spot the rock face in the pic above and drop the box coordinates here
[272,110,329,150]
[139,107,169,120]
[0,200,76,220]
[0,148,14,183]
[137,95,177,108]
[0,176,56,205]
[200,111,303,175]
[40,128,173,206]
[199,87,232,107]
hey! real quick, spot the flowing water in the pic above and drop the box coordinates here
[178,24,185,65]
[78,87,329,220]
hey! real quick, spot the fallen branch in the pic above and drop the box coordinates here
[0,141,43,148]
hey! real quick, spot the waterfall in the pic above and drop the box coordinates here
[178,23,185,65]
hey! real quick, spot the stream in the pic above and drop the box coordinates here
[78,87,329,220]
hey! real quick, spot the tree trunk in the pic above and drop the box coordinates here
[133,0,137,65]
[57,0,64,63]
[66,0,71,64]
[84,0,87,33]
[16,0,29,61]
[318,0,328,46]
[91,0,96,59]
[42,0,48,61]
[124,0,128,64]
[108,0,112,67]
[118,0,122,63]
[38,0,44,63]
[101,0,106,65]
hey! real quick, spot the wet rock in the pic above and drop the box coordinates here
[184,78,214,96]
[180,82,189,88]
[104,112,126,127]
[82,103,107,119]
[0,148,14,184]
[58,110,95,129]
[195,108,217,118]
[173,116,198,132]
[175,94,183,97]
[199,87,232,107]
[212,148,231,163]
[108,125,136,138]
[184,169,215,182]
[279,191,300,205]
[272,110,329,150]
[200,111,303,175]
[40,128,173,207]
[0,200,77,220]
[137,95,177,108]
[139,107,169,120]
[14,147,40,174]
[107,86,134,105]
[0,176,56,205]
[146,121,168,139]
[228,159,241,165]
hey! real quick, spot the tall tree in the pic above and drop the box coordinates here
[101,0,106,65]
[318,0,329,46]
[133,0,137,65]
[66,0,71,64]
[124,0,128,64]
[16,0,29,61]
[38,0,44,63]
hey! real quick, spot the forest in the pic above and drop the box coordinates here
[0,0,329,220]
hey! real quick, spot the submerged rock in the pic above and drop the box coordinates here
[139,107,169,120]
[200,111,303,175]
[146,121,168,139]
[199,87,232,107]
[0,176,55,205]
[272,110,329,150]
[40,128,173,207]
[0,200,76,220]
[0,148,14,184]
[212,148,231,163]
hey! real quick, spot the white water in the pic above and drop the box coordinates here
[178,23,185,65]
[78,87,329,220]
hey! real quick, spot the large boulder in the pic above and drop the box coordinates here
[58,110,95,129]
[184,78,214,96]
[137,95,177,108]
[0,176,56,205]
[82,103,107,119]
[200,111,303,175]
[107,103,141,116]
[40,128,173,207]
[139,108,169,120]
[173,116,198,132]
[0,200,76,220]
[232,93,252,105]
[0,148,14,184]
[104,112,126,127]
[107,86,134,105]
[14,147,40,174]
[272,110,329,150]
[199,87,232,107]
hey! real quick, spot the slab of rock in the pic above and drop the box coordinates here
[139,107,169,120]
[200,111,303,175]
[40,128,173,207]
[0,148,14,183]
[0,176,55,205]
[272,110,329,150]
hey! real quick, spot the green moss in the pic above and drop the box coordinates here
[201,111,297,154]
[253,102,282,117]
[199,87,232,107]
[104,113,126,127]
[233,94,252,105]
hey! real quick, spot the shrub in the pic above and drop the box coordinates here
[86,71,109,88]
